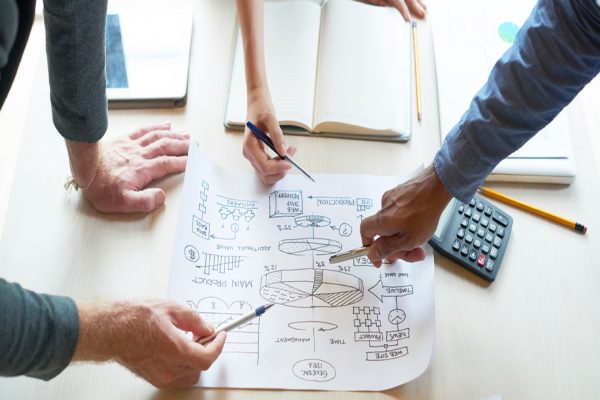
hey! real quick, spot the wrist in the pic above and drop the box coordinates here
[64,140,101,189]
[73,301,137,363]
[422,164,452,210]
[247,86,272,108]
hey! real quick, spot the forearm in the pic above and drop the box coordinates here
[73,301,145,363]
[435,0,600,203]
[0,279,79,380]
[236,0,269,94]
[44,0,109,142]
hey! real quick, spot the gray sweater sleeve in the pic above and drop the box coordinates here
[43,0,108,143]
[0,279,80,380]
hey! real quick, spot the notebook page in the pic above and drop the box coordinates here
[226,0,322,130]
[313,0,410,136]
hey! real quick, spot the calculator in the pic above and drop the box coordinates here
[428,195,513,282]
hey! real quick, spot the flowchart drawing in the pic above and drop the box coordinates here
[260,269,363,308]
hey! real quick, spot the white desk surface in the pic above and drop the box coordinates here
[1,1,600,399]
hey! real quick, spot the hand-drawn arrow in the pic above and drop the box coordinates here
[307,196,352,200]
[368,280,414,302]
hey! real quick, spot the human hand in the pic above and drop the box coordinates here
[65,122,189,213]
[242,88,297,185]
[359,0,427,21]
[360,165,452,267]
[74,300,226,388]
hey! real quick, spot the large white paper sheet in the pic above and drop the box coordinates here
[167,144,434,391]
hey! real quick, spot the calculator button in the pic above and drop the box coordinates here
[489,223,497,233]
[461,218,469,228]
[469,199,476,207]
[480,218,489,228]
[482,244,490,254]
[477,254,486,267]
[457,228,465,239]
[473,238,482,249]
[485,260,495,272]
[458,204,464,214]
[477,228,485,238]
[493,212,509,227]
[465,208,473,217]
[469,223,477,233]
[460,245,469,256]
[485,233,493,243]
[484,206,493,216]
[476,201,484,212]
[490,247,499,259]
[469,250,477,261]
[465,233,473,244]
[472,213,481,223]
[493,237,502,248]
[497,226,505,238]
[452,239,461,251]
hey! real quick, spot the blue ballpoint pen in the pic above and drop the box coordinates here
[196,303,275,344]
[246,121,316,183]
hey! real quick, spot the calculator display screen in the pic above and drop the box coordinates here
[432,199,455,240]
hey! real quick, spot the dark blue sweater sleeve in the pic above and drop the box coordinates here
[43,0,109,143]
[0,279,80,380]
[434,0,600,203]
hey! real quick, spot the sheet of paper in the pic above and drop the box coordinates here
[431,0,571,159]
[167,144,434,391]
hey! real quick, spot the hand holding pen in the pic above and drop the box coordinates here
[242,102,298,185]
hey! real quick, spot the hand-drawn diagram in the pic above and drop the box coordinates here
[169,146,435,390]
[187,297,260,361]
[270,190,303,217]
[194,252,246,275]
[192,180,211,240]
[292,359,336,382]
[217,195,257,222]
[184,245,200,263]
[278,214,343,256]
[307,195,373,212]
[353,305,409,361]
[260,269,363,308]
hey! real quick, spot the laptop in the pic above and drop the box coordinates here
[105,11,193,109]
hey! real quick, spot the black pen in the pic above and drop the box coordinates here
[246,121,315,183]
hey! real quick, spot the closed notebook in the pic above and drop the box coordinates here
[225,0,412,142]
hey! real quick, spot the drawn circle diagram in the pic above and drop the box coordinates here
[498,22,519,44]
[388,309,406,325]
[338,223,352,237]
[260,268,363,308]
[288,321,338,331]
[184,245,200,262]
[279,238,342,256]
[295,215,331,228]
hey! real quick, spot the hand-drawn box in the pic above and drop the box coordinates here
[269,190,303,217]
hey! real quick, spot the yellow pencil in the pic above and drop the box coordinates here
[478,186,587,234]
[411,21,422,122]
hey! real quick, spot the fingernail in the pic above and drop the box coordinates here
[163,121,171,128]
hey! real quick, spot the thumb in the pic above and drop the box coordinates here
[170,306,214,338]
[122,188,165,213]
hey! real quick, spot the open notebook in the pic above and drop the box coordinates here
[225,0,412,142]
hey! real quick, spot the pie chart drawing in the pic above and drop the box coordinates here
[279,238,342,256]
[260,269,364,308]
